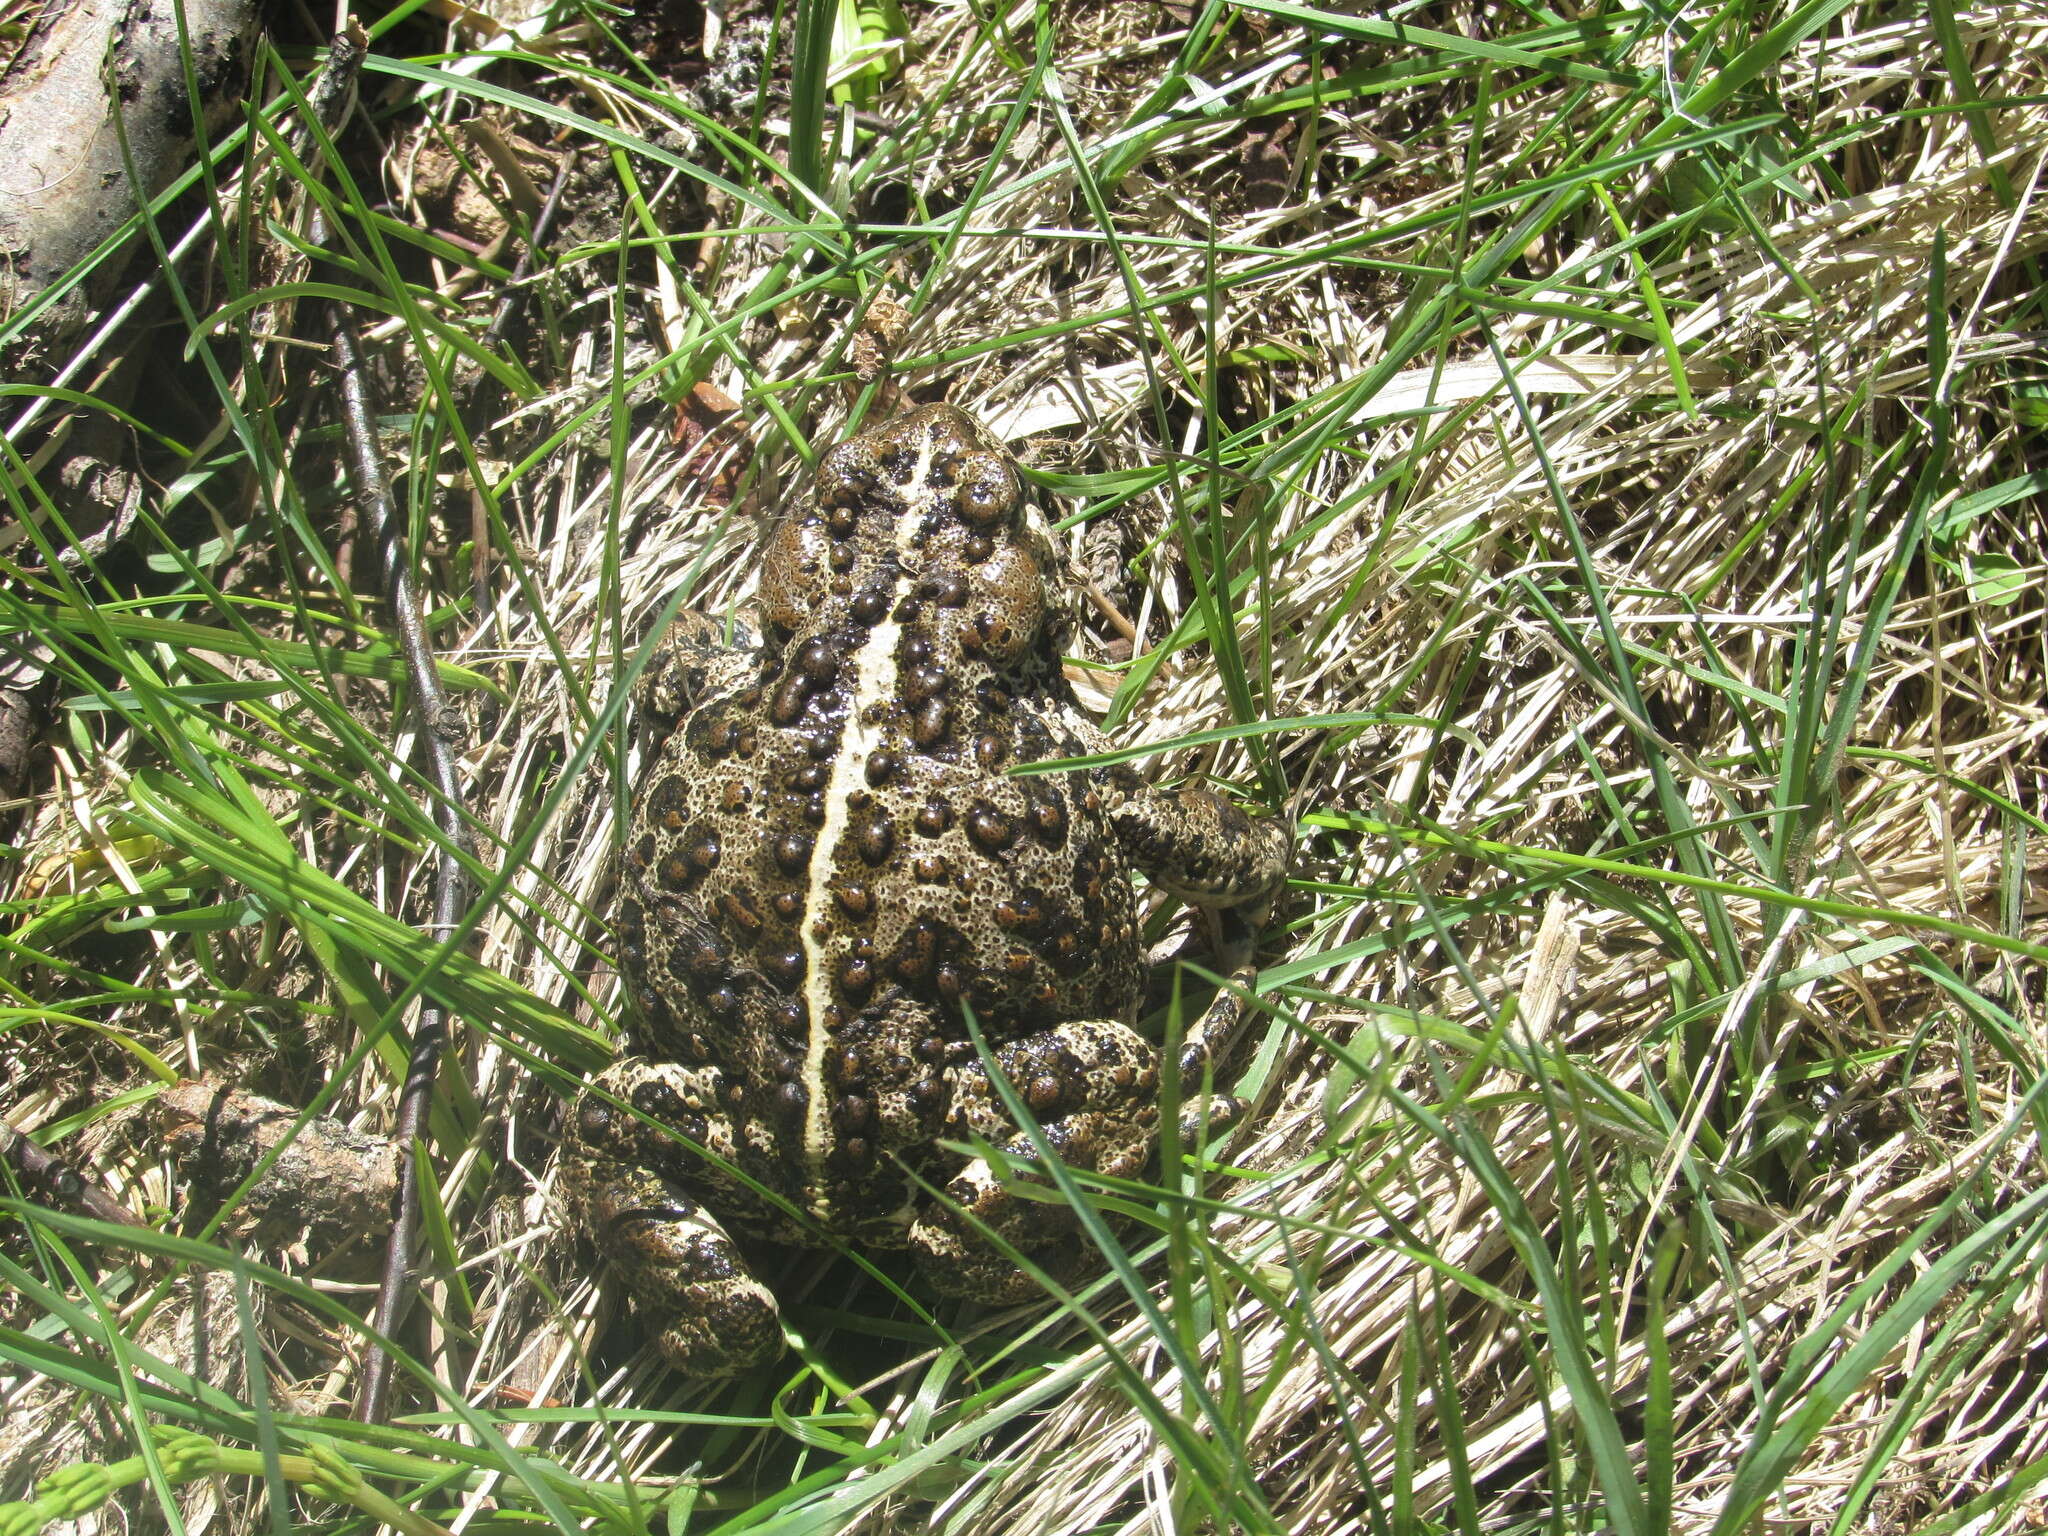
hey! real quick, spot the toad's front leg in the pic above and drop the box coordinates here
[632,609,761,734]
[1108,774,1291,914]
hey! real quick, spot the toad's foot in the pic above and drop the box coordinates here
[562,1071,781,1378]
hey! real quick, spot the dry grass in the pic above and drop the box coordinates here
[4,1,2047,1533]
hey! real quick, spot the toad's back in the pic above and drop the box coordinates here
[568,402,1290,1375]
[621,405,1142,1231]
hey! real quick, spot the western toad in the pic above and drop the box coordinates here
[563,403,1289,1375]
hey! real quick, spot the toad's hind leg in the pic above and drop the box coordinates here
[908,983,1256,1305]
[561,1071,780,1377]
[565,1148,781,1376]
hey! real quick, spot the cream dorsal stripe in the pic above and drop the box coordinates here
[796,430,940,1220]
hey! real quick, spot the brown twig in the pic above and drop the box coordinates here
[2,1118,144,1229]
[480,155,575,358]
[313,76,574,1435]
[327,298,477,1425]
[294,19,572,1427]
[292,27,475,1426]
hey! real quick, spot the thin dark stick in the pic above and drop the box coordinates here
[2,1118,145,1229]
[330,298,476,1425]
[297,62,479,1430]
[481,155,575,357]
[301,25,571,1426]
